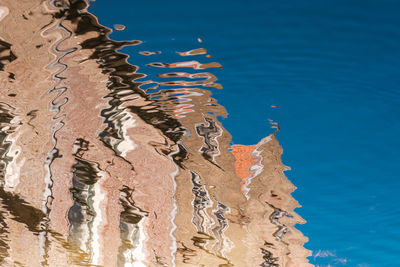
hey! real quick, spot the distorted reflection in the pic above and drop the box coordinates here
[178,48,208,57]
[0,0,311,266]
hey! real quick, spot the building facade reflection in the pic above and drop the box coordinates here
[0,0,311,266]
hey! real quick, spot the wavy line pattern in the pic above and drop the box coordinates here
[0,0,311,266]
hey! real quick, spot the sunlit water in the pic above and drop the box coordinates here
[0,0,399,266]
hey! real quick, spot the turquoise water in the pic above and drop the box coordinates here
[90,0,400,266]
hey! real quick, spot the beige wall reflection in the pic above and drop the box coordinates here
[0,0,311,266]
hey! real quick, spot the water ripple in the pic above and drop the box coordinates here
[0,0,311,266]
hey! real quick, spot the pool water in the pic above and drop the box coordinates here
[0,0,399,266]
[89,0,400,266]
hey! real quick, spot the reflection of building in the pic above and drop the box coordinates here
[170,110,311,266]
[233,136,312,266]
[0,0,312,266]
[145,46,312,265]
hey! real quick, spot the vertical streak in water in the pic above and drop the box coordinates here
[191,171,214,235]
[167,146,181,267]
[39,1,76,264]
[244,137,271,198]
[211,202,233,260]
[0,102,17,264]
[0,40,21,191]
[0,103,17,186]
[68,138,107,266]
[190,171,234,265]
[118,186,149,267]
[91,173,107,265]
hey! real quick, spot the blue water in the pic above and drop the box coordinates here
[90,0,400,266]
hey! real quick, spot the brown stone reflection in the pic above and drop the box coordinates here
[0,0,312,266]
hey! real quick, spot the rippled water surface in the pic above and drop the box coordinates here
[0,0,400,266]
[90,0,400,265]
